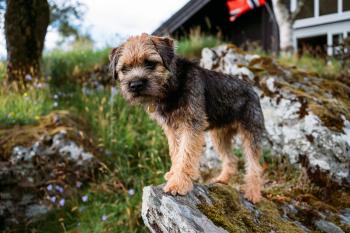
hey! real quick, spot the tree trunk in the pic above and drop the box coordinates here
[4,0,50,86]
[271,0,294,52]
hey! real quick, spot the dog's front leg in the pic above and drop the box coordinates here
[162,125,179,181]
[163,127,204,195]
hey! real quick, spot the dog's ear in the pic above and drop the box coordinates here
[109,46,123,81]
[150,36,175,70]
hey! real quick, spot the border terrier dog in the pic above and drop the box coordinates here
[109,33,265,203]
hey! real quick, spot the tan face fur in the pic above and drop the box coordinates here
[109,33,173,104]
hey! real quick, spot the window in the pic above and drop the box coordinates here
[319,0,338,15]
[344,0,350,12]
[297,35,327,56]
[296,0,314,19]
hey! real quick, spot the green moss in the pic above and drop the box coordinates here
[198,184,304,233]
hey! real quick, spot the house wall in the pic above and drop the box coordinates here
[291,0,350,55]
[171,0,278,52]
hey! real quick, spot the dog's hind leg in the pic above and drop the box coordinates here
[210,126,238,184]
[239,126,263,203]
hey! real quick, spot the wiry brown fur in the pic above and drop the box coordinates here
[109,33,265,203]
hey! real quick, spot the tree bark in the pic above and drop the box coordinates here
[4,0,50,86]
[271,0,294,52]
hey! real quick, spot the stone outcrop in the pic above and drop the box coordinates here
[0,111,99,228]
[142,184,350,233]
[200,45,350,188]
[142,184,228,233]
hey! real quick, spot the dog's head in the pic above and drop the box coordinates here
[109,33,175,104]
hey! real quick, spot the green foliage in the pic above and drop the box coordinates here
[0,61,6,82]
[176,29,222,59]
[277,52,342,78]
[43,47,109,86]
[15,85,169,233]
[0,87,53,125]
[49,0,86,38]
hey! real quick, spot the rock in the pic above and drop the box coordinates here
[0,112,99,229]
[199,134,222,180]
[142,184,228,233]
[200,45,350,188]
[340,209,350,226]
[142,184,310,233]
[25,204,49,219]
[315,220,345,233]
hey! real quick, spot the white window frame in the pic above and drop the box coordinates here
[291,0,350,29]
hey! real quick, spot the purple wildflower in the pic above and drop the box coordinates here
[81,195,88,202]
[76,181,82,188]
[47,184,53,191]
[101,215,108,221]
[55,185,64,193]
[50,196,56,203]
[59,198,65,207]
[128,189,135,196]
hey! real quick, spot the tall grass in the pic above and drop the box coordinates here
[0,61,6,82]
[43,47,110,86]
[277,52,342,78]
[176,28,222,59]
[20,85,169,233]
[0,87,53,125]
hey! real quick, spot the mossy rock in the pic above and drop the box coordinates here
[249,56,350,132]
[0,111,97,160]
[198,184,304,233]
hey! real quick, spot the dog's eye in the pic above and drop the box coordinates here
[144,60,158,70]
[121,65,130,73]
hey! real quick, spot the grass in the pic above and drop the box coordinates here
[0,87,53,125]
[6,84,169,233]
[176,28,222,59]
[1,45,169,232]
[248,48,343,78]
[277,52,342,78]
[43,47,110,86]
[0,61,6,82]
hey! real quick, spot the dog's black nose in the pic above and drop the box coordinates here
[128,79,147,92]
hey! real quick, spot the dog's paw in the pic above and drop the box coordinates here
[211,174,231,184]
[164,170,174,181]
[244,185,261,203]
[163,173,193,195]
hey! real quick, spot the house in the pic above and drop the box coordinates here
[153,0,350,55]
[153,0,279,52]
[292,0,350,56]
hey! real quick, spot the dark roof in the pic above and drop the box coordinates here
[152,0,211,36]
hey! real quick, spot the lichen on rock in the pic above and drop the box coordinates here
[0,111,100,227]
[200,45,350,188]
